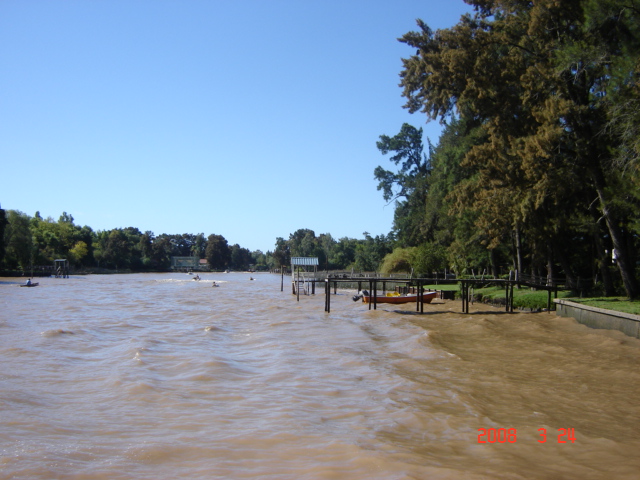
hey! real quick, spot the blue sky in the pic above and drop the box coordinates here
[1,1,472,252]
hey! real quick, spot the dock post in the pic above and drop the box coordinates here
[373,280,377,310]
[461,281,468,313]
[462,281,466,313]
[509,282,514,312]
[505,281,510,312]
[324,280,326,311]
[325,280,330,313]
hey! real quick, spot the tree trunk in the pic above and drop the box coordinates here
[591,167,639,299]
[588,206,616,296]
[490,248,500,278]
[513,225,523,280]
[552,239,576,289]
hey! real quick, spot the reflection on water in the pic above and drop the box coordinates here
[0,273,638,479]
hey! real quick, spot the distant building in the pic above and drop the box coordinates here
[171,256,207,271]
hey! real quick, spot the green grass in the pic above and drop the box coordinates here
[471,286,640,314]
[424,284,459,291]
[470,286,574,310]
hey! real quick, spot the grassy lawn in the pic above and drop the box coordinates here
[433,284,639,314]
[468,286,572,310]
[425,284,459,291]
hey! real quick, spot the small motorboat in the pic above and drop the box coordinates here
[355,290,438,304]
[20,282,39,288]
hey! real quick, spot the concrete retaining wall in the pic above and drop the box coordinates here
[554,299,640,339]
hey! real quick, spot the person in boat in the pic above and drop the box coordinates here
[212,281,218,287]
[26,279,32,286]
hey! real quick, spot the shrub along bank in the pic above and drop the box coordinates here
[468,286,573,311]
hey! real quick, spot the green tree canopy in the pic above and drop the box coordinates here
[271,237,291,268]
[206,234,231,271]
[374,123,428,203]
[230,244,253,270]
[398,0,640,297]
[4,210,33,270]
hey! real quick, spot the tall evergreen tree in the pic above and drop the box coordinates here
[399,0,639,297]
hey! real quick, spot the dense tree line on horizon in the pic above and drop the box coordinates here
[0,208,265,273]
[0,208,394,274]
[374,0,640,298]
[270,228,394,272]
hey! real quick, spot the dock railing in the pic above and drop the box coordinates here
[321,273,564,314]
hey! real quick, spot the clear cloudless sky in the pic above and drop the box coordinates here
[1,0,472,252]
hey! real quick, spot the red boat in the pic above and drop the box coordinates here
[360,291,438,304]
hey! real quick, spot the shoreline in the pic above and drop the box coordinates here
[555,299,640,339]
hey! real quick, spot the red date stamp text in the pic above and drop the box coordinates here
[477,428,576,443]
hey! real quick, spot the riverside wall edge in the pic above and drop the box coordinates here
[554,299,640,339]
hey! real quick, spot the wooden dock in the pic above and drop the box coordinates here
[323,275,456,313]
[319,274,559,314]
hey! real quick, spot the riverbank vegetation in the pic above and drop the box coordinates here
[424,284,640,315]
[0,208,395,275]
[471,287,640,315]
[0,208,265,273]
[470,286,573,311]
[371,0,640,300]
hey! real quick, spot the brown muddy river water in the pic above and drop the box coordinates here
[1,273,638,479]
